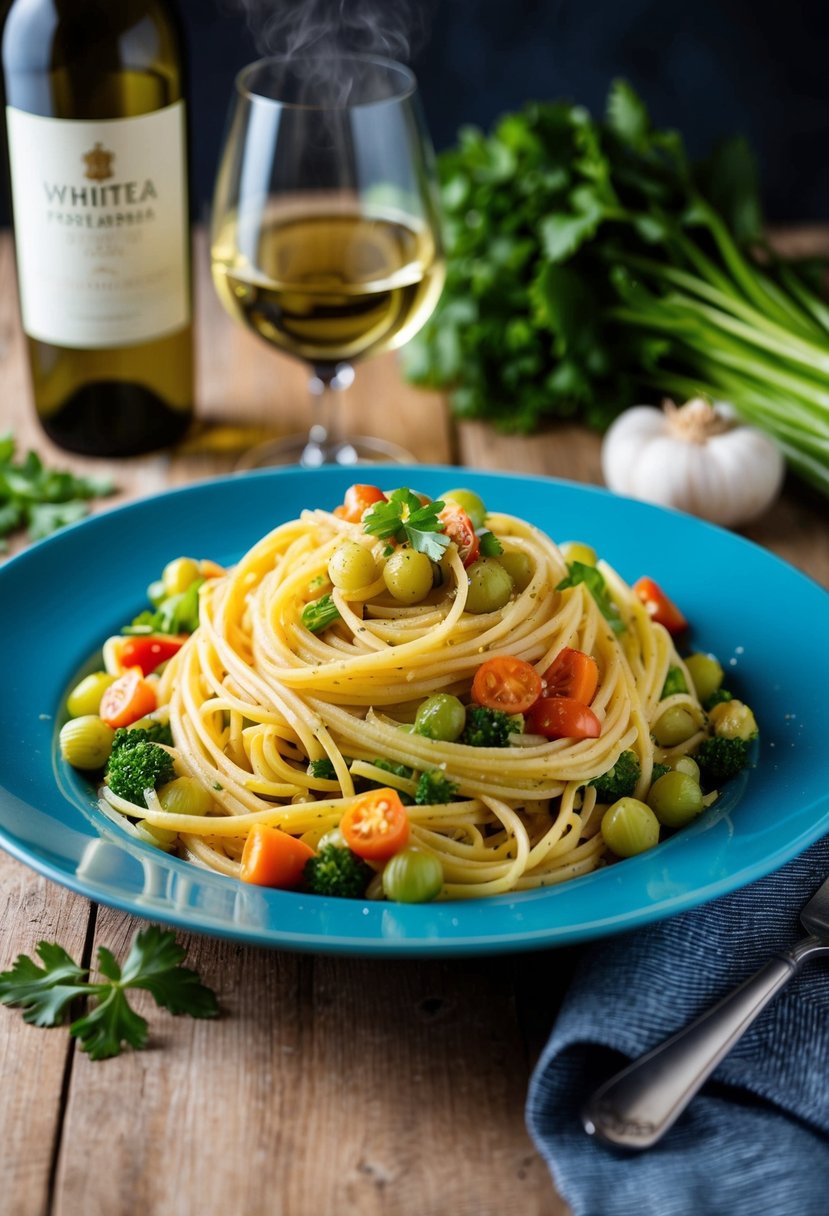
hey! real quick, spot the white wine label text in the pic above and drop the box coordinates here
[5,103,190,348]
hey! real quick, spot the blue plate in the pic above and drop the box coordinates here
[1,465,827,956]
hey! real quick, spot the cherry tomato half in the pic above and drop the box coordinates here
[632,577,688,635]
[438,503,480,567]
[471,656,543,714]
[333,484,387,523]
[99,668,157,729]
[340,788,410,860]
[119,634,186,676]
[525,696,602,741]
[542,647,599,704]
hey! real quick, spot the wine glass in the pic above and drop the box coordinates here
[210,53,445,468]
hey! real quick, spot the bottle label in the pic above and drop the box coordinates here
[5,101,190,349]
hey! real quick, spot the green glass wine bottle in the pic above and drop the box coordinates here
[1,0,193,455]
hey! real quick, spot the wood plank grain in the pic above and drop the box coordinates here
[53,906,564,1216]
[0,851,93,1216]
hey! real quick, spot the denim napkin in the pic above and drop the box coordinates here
[526,837,829,1216]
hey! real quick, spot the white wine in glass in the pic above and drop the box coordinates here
[211,54,445,467]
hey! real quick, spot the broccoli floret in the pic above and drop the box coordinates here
[695,736,749,788]
[661,666,688,698]
[650,763,672,783]
[589,750,641,801]
[461,706,514,747]
[106,740,175,807]
[372,758,414,780]
[304,844,372,898]
[111,720,173,752]
[704,688,734,711]
[308,758,337,780]
[415,770,459,805]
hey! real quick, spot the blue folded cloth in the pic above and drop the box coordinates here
[526,837,829,1216]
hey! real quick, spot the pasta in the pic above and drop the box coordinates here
[89,485,735,901]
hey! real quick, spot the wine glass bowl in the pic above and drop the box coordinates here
[210,54,444,467]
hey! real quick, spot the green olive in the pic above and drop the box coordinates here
[328,540,379,593]
[156,776,214,817]
[66,671,116,718]
[672,754,701,783]
[647,771,704,829]
[59,715,115,770]
[560,541,598,566]
[497,551,533,592]
[601,798,660,858]
[653,706,698,747]
[382,848,443,903]
[414,693,466,741]
[162,556,201,598]
[709,699,758,741]
[464,558,514,614]
[438,488,487,529]
[685,653,724,703]
[383,547,434,604]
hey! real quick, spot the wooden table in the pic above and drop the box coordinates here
[2,229,828,1216]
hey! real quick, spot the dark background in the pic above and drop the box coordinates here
[3,0,829,224]
[186,0,829,225]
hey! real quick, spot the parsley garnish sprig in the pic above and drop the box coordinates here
[0,925,218,1060]
[556,560,625,634]
[363,488,451,562]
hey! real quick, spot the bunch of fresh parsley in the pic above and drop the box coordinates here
[404,80,829,497]
[0,432,113,551]
[0,925,218,1060]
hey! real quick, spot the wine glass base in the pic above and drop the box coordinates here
[235,432,416,471]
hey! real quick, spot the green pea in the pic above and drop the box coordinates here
[382,848,443,903]
[438,488,487,529]
[685,653,724,704]
[672,754,701,783]
[464,558,514,614]
[653,706,698,747]
[157,777,215,817]
[383,547,434,604]
[647,771,704,829]
[328,540,379,592]
[497,551,533,592]
[162,556,201,597]
[414,693,466,741]
[66,671,116,718]
[317,828,347,851]
[59,715,115,770]
[601,798,660,858]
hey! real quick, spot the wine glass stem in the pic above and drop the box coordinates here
[301,362,357,467]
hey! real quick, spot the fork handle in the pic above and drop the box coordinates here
[582,936,823,1150]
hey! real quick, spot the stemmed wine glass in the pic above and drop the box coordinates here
[210,53,445,467]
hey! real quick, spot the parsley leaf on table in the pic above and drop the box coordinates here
[363,488,450,562]
[0,432,114,551]
[0,925,218,1060]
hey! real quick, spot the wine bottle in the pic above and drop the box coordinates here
[1,0,193,456]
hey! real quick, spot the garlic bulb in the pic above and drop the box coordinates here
[601,398,785,527]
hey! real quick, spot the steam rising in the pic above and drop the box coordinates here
[229,0,436,62]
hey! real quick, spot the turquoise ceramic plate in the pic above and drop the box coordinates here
[1,465,827,956]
